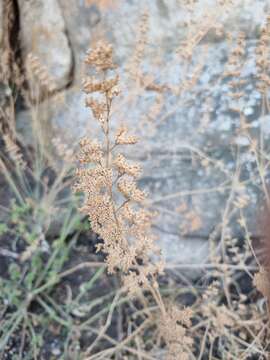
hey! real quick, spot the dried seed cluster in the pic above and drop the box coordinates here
[26,53,57,94]
[74,41,163,295]
[256,15,270,93]
[159,305,193,360]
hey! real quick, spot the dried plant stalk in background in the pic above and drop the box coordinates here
[74,41,192,359]
[26,53,57,96]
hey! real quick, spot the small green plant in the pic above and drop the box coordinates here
[0,198,111,359]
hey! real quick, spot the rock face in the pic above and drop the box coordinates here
[57,0,101,84]
[17,0,72,91]
[15,0,270,265]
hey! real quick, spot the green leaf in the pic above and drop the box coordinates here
[0,223,8,235]
[8,263,21,281]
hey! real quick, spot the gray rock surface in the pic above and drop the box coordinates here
[57,0,101,84]
[56,0,269,81]
[17,0,72,91]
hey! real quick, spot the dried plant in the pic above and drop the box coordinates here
[0,0,22,137]
[26,53,57,98]
[2,132,26,169]
[74,42,160,288]
[74,41,193,359]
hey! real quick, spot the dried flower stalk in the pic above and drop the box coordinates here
[75,41,162,294]
[26,53,57,95]
[75,41,192,359]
